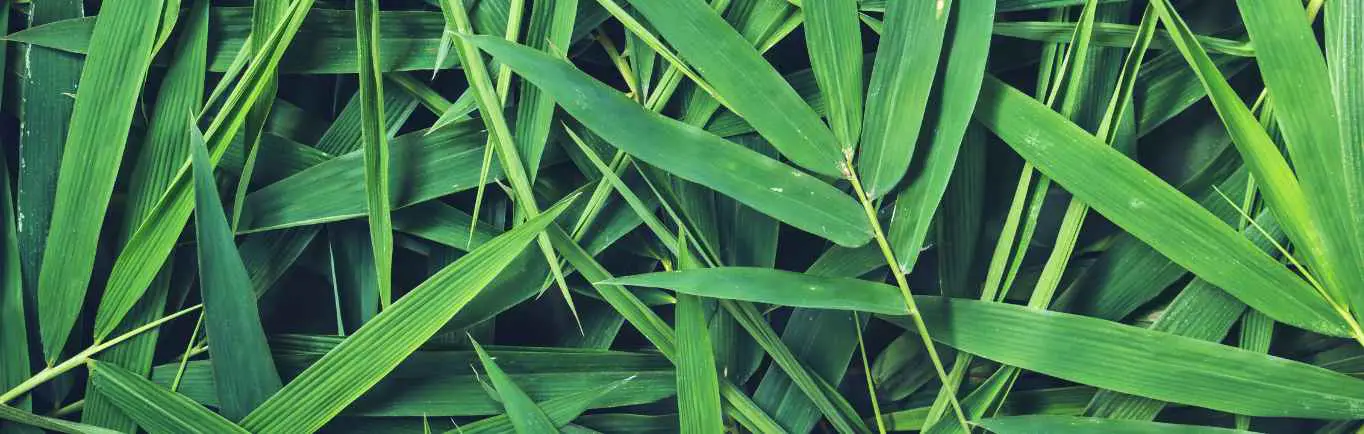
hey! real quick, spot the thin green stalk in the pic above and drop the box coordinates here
[854,312,887,434]
[0,304,201,404]
[170,312,205,392]
[845,160,970,432]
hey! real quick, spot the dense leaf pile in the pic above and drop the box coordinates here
[0,0,1361,433]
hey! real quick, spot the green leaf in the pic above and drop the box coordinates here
[190,125,283,419]
[468,340,558,433]
[544,228,787,433]
[973,75,1347,336]
[83,2,210,429]
[512,0,579,177]
[978,416,1254,433]
[675,292,724,433]
[238,195,576,433]
[91,0,318,343]
[0,0,31,416]
[856,0,952,197]
[444,0,579,327]
[616,0,845,176]
[15,0,83,327]
[1328,0,1364,300]
[0,404,120,434]
[901,298,1364,420]
[88,361,249,434]
[607,267,906,316]
[610,267,1364,418]
[803,0,863,148]
[991,21,1254,57]
[5,6,608,74]
[467,35,871,247]
[1145,0,1332,310]
[441,376,634,434]
[155,346,672,417]
[35,0,165,361]
[354,0,394,309]
[1236,0,1364,322]
[886,0,994,269]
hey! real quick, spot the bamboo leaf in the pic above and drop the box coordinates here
[675,292,724,433]
[15,0,83,333]
[886,0,994,269]
[238,195,576,433]
[441,376,634,434]
[513,0,579,177]
[992,21,1254,57]
[190,125,283,419]
[4,6,610,74]
[615,0,845,176]
[1236,0,1364,321]
[467,35,872,247]
[155,346,671,417]
[468,339,559,433]
[88,361,249,434]
[973,75,1347,337]
[1145,0,1332,309]
[607,267,1364,419]
[803,0,863,148]
[83,2,210,429]
[856,0,952,197]
[978,415,1254,433]
[35,0,165,361]
[355,0,394,309]
[91,0,318,343]
[0,404,119,434]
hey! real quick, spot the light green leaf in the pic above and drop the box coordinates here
[973,75,1346,337]
[991,21,1254,57]
[1236,0,1364,322]
[355,0,394,309]
[886,0,994,269]
[803,0,863,148]
[91,0,318,343]
[675,292,724,433]
[88,361,249,434]
[441,376,634,434]
[856,0,951,197]
[466,340,557,433]
[35,0,165,361]
[0,404,118,434]
[616,0,845,176]
[467,35,871,247]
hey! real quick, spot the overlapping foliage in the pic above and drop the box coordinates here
[0,0,1361,433]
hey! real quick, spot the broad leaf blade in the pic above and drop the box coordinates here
[88,362,249,434]
[886,0,994,269]
[355,0,394,308]
[467,35,871,247]
[191,126,283,419]
[856,0,952,197]
[36,0,165,361]
[675,293,725,433]
[1237,0,1364,320]
[617,0,845,176]
[803,0,863,148]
